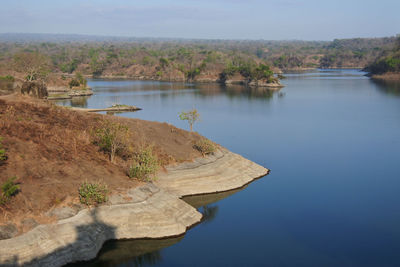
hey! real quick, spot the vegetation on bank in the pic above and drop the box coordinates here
[194,139,216,156]
[128,146,159,181]
[93,120,132,163]
[0,35,398,86]
[0,177,20,206]
[78,181,109,206]
[68,72,88,89]
[0,137,6,161]
[179,109,200,132]
[365,37,400,75]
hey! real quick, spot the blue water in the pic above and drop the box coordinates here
[63,69,400,266]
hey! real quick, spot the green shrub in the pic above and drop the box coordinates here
[0,75,15,82]
[94,120,131,162]
[78,181,108,205]
[0,177,20,205]
[68,78,80,88]
[194,139,216,156]
[128,147,159,181]
[0,137,7,162]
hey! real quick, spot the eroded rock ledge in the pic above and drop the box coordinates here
[0,184,201,266]
[0,149,268,266]
[156,148,269,197]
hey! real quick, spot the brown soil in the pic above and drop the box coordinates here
[0,94,206,231]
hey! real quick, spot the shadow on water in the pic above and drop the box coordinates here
[67,237,184,267]
[67,187,247,267]
[3,209,117,267]
[372,79,400,97]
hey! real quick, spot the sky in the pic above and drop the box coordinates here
[0,0,399,40]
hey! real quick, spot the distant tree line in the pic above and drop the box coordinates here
[0,36,398,81]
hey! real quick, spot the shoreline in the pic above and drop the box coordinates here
[0,149,269,266]
[371,73,400,82]
[86,75,285,88]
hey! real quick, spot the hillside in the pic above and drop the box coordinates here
[0,94,207,236]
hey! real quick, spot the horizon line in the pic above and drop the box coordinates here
[1,32,399,43]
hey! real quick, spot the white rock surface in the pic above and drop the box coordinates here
[155,148,269,197]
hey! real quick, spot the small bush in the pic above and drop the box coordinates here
[194,139,216,156]
[68,79,80,88]
[0,137,7,162]
[128,147,159,181]
[78,181,108,206]
[94,120,131,162]
[0,177,20,205]
[0,75,15,82]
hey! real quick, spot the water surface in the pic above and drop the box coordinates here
[63,69,400,266]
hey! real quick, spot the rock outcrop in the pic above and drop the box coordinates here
[156,148,269,197]
[0,148,269,266]
[0,184,201,266]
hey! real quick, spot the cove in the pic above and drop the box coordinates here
[60,69,400,267]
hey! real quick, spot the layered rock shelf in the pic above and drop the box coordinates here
[156,148,269,197]
[0,149,269,266]
[0,184,201,266]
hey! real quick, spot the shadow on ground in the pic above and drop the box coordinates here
[2,209,116,267]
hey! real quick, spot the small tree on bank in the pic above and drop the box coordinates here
[179,108,200,132]
[94,120,131,163]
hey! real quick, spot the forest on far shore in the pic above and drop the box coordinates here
[0,33,399,83]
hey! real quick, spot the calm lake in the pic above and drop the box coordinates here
[61,69,400,267]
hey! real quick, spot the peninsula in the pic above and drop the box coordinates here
[0,93,268,266]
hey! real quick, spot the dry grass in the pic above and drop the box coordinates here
[0,94,208,232]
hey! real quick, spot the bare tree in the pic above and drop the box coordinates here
[13,52,50,82]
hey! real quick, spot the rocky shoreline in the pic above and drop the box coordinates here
[87,74,285,88]
[0,149,269,266]
[47,86,94,100]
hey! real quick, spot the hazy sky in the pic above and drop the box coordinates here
[1,0,399,40]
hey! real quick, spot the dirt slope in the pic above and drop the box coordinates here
[0,94,205,229]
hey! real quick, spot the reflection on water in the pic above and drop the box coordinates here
[55,82,280,109]
[372,79,400,97]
